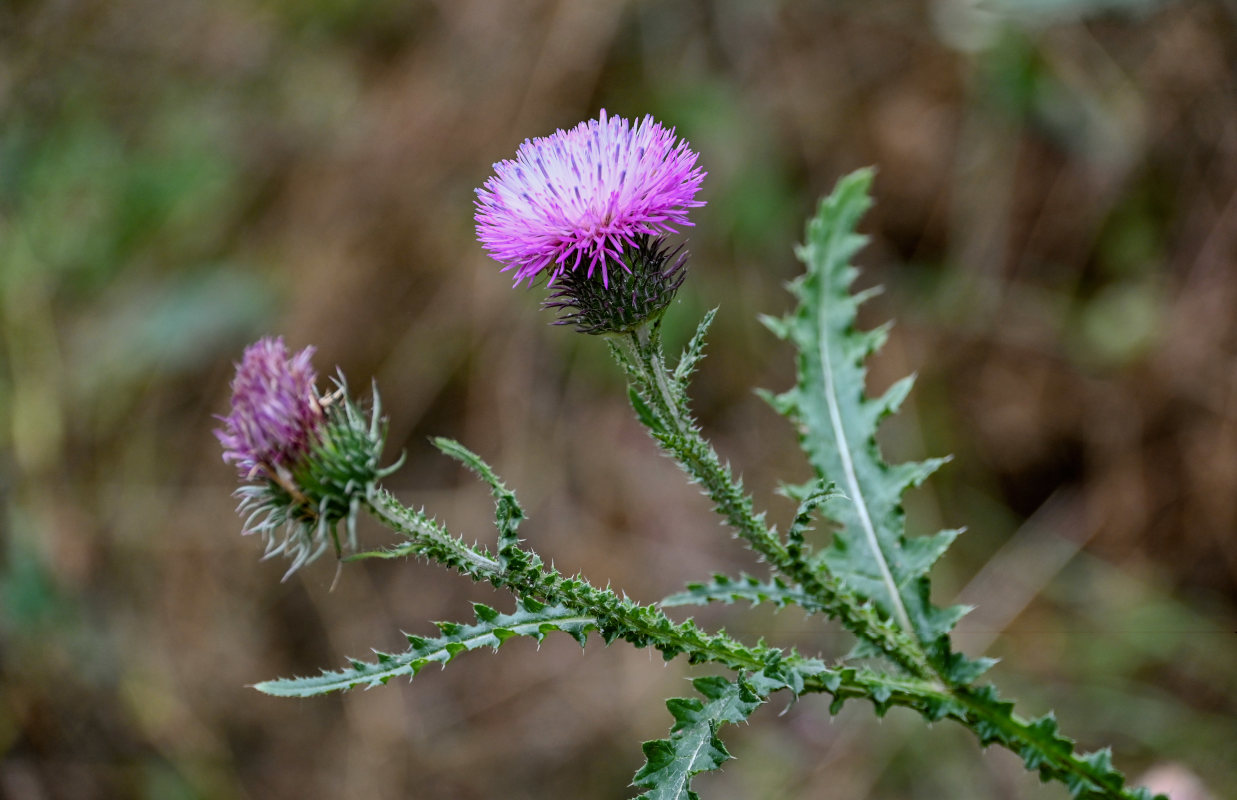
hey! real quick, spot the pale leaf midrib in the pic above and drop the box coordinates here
[813,234,914,638]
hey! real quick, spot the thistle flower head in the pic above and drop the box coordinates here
[216,336,324,479]
[216,338,402,578]
[475,109,705,287]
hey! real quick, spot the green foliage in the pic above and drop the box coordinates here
[357,488,503,577]
[253,599,595,697]
[762,168,967,658]
[952,687,1166,800]
[432,437,525,555]
[632,676,764,800]
[660,573,820,613]
[673,307,717,385]
[624,171,1161,798]
[759,170,1162,799]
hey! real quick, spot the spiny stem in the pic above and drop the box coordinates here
[635,323,686,430]
[364,487,502,574]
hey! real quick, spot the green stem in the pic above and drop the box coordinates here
[364,487,502,574]
[635,323,686,430]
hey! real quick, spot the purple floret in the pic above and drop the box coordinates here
[216,337,324,479]
[475,109,705,287]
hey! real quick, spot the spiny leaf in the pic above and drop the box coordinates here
[253,601,595,697]
[630,659,849,800]
[631,676,765,800]
[352,491,502,577]
[660,573,821,613]
[787,480,836,552]
[629,386,665,433]
[674,307,718,385]
[769,168,968,660]
[432,437,526,551]
[950,686,1168,800]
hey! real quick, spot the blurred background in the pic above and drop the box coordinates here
[2,0,1235,798]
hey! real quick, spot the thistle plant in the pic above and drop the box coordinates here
[220,112,1172,799]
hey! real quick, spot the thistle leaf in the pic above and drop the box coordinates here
[674,307,718,385]
[631,676,765,800]
[770,168,966,653]
[629,386,665,433]
[660,573,821,613]
[954,688,1170,800]
[631,659,847,800]
[432,437,525,550]
[253,600,594,697]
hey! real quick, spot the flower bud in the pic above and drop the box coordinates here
[543,235,687,334]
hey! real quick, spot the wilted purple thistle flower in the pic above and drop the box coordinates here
[216,338,399,577]
[475,109,705,287]
[216,337,324,480]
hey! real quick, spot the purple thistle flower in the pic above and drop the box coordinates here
[216,337,324,479]
[475,109,705,287]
